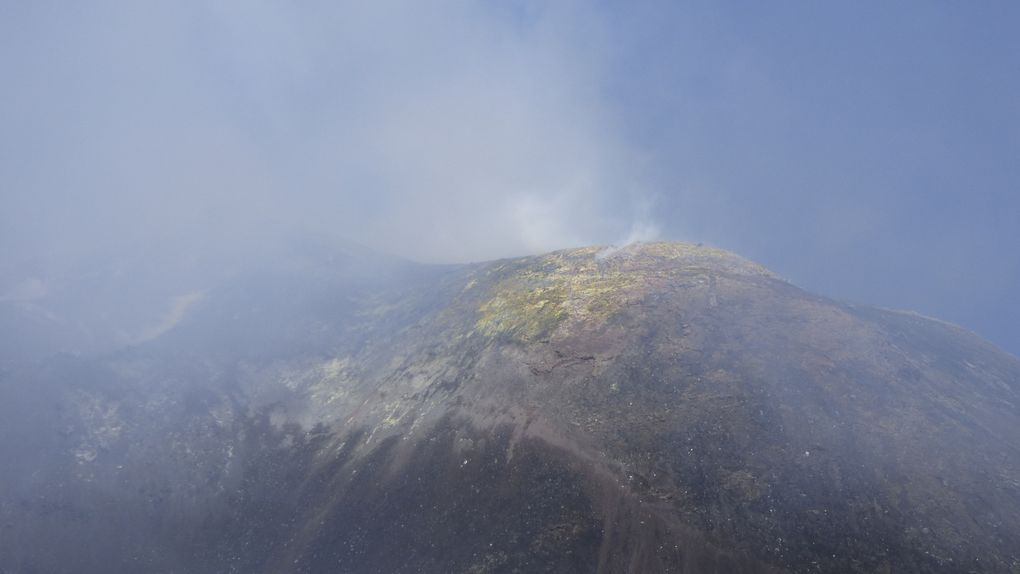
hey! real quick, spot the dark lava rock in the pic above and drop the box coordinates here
[1,242,1018,573]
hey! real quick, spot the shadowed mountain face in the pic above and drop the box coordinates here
[2,242,1019,573]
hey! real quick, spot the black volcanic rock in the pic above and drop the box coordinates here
[1,242,1018,573]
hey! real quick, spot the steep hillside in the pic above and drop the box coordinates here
[2,242,1018,573]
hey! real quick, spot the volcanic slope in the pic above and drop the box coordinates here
[2,242,1019,573]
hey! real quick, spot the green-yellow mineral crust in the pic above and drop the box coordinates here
[473,241,774,342]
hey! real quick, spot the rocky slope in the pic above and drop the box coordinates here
[2,242,1018,573]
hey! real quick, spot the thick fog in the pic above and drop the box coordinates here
[2,1,1018,355]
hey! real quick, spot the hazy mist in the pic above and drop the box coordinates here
[2,1,1018,354]
[3,5,1020,572]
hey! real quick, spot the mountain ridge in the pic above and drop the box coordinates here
[1,241,1018,573]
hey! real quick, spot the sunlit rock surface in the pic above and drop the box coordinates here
[2,242,1019,573]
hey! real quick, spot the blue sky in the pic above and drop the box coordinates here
[601,2,1020,355]
[1,1,1018,354]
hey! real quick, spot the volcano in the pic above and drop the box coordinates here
[2,242,1018,573]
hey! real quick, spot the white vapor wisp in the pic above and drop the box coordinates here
[0,1,660,266]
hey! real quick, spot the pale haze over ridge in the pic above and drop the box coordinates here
[1,1,1018,355]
